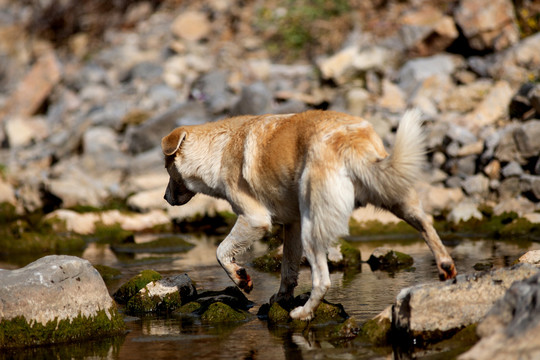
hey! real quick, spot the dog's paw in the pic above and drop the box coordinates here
[235,267,253,293]
[438,261,457,281]
[289,306,313,321]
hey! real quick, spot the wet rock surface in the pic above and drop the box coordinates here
[0,255,124,348]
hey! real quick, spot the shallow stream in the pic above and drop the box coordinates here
[2,233,539,359]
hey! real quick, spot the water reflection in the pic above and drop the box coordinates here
[2,235,539,359]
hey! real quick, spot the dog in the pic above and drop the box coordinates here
[162,109,457,320]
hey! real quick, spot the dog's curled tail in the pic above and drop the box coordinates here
[369,108,426,205]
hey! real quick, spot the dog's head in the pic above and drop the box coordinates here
[161,128,196,206]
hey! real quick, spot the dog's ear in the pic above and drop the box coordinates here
[162,128,187,156]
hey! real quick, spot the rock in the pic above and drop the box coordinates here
[329,317,360,340]
[501,161,523,178]
[190,70,237,114]
[317,46,357,85]
[113,269,162,304]
[454,0,519,51]
[392,264,540,347]
[367,247,414,272]
[440,79,493,113]
[0,255,124,348]
[399,5,458,56]
[171,11,211,42]
[418,185,465,215]
[509,83,539,120]
[0,51,62,120]
[263,294,348,325]
[94,264,122,282]
[252,246,282,273]
[231,81,273,115]
[447,201,483,223]
[5,116,48,148]
[328,239,362,270]
[378,79,407,112]
[518,250,540,266]
[459,272,540,360]
[520,175,540,201]
[360,306,392,345]
[462,174,490,197]
[398,54,457,94]
[460,81,513,132]
[200,302,249,323]
[126,274,196,314]
[125,101,208,154]
[514,120,540,158]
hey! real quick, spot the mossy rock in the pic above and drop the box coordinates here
[329,239,362,270]
[265,294,348,326]
[177,301,202,314]
[367,247,414,272]
[93,265,122,282]
[0,202,18,224]
[112,270,162,304]
[126,289,182,315]
[110,236,194,254]
[0,229,86,255]
[0,308,125,348]
[92,223,134,245]
[359,307,392,346]
[252,248,282,272]
[499,218,540,239]
[200,302,249,323]
[349,218,416,237]
[329,317,360,341]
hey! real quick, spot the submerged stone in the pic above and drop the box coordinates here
[359,306,392,345]
[93,264,121,282]
[125,274,196,315]
[200,302,249,323]
[330,317,360,340]
[113,269,162,304]
[367,247,414,272]
[0,255,125,348]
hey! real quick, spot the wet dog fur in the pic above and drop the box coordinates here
[162,109,457,320]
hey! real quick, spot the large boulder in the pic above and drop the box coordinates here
[392,264,539,347]
[0,255,125,348]
[459,272,540,360]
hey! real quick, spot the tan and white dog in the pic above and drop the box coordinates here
[162,109,457,320]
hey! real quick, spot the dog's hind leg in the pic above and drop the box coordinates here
[290,170,354,321]
[216,213,270,293]
[386,189,457,280]
[270,222,303,304]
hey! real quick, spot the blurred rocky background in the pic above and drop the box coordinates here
[0,0,539,226]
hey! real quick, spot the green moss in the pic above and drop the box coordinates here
[112,270,162,304]
[92,223,134,245]
[110,236,194,254]
[126,289,182,315]
[268,302,291,324]
[0,307,125,348]
[499,218,540,239]
[252,248,282,273]
[329,239,362,270]
[349,218,417,238]
[310,302,348,324]
[267,299,348,326]
[200,302,249,323]
[0,202,18,224]
[93,265,121,282]
[360,313,392,345]
[176,302,202,314]
[329,317,360,341]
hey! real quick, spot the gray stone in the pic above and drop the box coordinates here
[520,175,540,200]
[514,120,540,158]
[447,201,483,223]
[459,272,540,360]
[501,161,523,178]
[191,70,237,114]
[454,0,519,51]
[498,177,521,199]
[398,54,457,94]
[0,255,124,347]
[125,101,208,154]
[231,82,272,116]
[393,264,540,346]
[462,174,490,197]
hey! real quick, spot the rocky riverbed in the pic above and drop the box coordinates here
[1,0,540,358]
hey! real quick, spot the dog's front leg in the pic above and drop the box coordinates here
[216,215,269,293]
